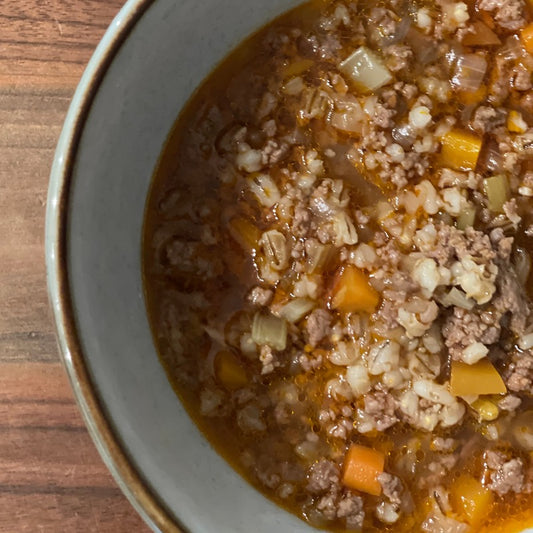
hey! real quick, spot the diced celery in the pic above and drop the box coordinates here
[456,207,476,230]
[483,174,510,213]
[277,298,315,323]
[339,47,392,92]
[252,312,288,351]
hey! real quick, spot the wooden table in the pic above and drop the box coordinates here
[0,1,151,531]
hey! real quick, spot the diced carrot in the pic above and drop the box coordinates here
[342,444,385,496]
[331,265,380,314]
[462,21,501,46]
[228,217,261,252]
[521,23,533,54]
[441,129,482,171]
[450,359,507,397]
[215,350,248,390]
[450,475,494,527]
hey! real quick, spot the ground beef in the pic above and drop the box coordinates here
[316,491,339,521]
[443,306,501,360]
[306,309,333,347]
[372,102,396,129]
[260,345,278,374]
[248,286,274,306]
[485,450,525,495]
[378,473,403,505]
[430,225,496,267]
[364,391,399,431]
[490,228,513,261]
[420,454,458,489]
[337,492,365,530]
[293,204,311,237]
[513,63,533,91]
[498,395,522,411]
[377,290,407,328]
[478,0,526,30]
[385,44,413,72]
[298,351,324,372]
[261,139,289,165]
[505,350,533,392]
[367,7,398,42]
[307,459,340,494]
[471,106,507,134]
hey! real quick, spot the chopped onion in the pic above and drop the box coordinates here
[339,46,392,92]
[477,139,503,173]
[462,21,501,46]
[277,298,315,323]
[406,28,439,65]
[251,312,288,351]
[306,241,333,274]
[514,247,531,285]
[439,287,475,310]
[499,35,523,62]
[451,53,487,92]
[483,174,510,213]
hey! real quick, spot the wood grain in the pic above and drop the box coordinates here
[0,0,151,530]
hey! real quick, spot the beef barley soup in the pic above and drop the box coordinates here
[143,0,533,530]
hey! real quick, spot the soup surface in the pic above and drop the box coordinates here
[143,0,533,530]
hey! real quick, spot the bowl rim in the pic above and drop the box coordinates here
[44,0,183,531]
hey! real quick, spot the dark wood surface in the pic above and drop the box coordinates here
[0,1,151,531]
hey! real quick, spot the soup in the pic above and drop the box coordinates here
[143,0,533,530]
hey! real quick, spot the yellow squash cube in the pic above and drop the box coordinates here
[331,265,380,314]
[441,129,482,171]
[450,359,506,397]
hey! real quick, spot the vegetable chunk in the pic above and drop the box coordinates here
[342,444,385,496]
[450,359,506,396]
[483,174,510,213]
[331,265,380,314]
[441,129,482,171]
[339,46,392,92]
[215,351,248,390]
[450,475,494,527]
[252,312,288,351]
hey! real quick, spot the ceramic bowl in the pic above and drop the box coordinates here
[45,0,308,531]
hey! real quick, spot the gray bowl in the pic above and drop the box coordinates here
[45,0,310,531]
[45,1,533,532]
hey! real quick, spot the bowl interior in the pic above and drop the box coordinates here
[50,0,308,531]
[49,0,533,532]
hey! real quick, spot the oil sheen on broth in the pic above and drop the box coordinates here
[143,0,533,531]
